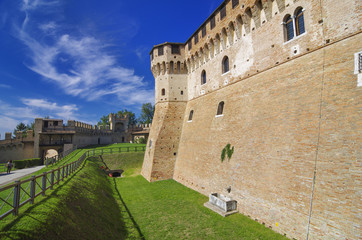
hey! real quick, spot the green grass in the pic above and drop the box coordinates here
[101,152,145,176]
[101,154,288,240]
[0,157,142,240]
[0,147,288,240]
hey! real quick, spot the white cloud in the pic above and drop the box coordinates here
[0,98,84,139]
[16,3,154,106]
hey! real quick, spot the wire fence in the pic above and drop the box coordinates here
[0,145,145,220]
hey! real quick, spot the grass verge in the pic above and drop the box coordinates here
[0,157,141,240]
[101,153,288,240]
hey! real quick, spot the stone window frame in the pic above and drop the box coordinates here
[210,16,216,30]
[201,70,207,85]
[222,56,230,74]
[158,46,164,56]
[232,0,239,9]
[220,5,227,20]
[216,101,224,117]
[282,7,306,43]
[171,45,180,55]
[194,32,199,45]
[202,25,207,38]
[354,51,362,74]
[188,110,194,122]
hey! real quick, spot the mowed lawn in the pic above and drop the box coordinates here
[103,153,288,240]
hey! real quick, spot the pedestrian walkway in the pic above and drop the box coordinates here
[0,165,46,187]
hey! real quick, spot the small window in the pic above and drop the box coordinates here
[202,25,207,37]
[194,33,199,44]
[158,46,164,56]
[201,70,207,84]
[171,45,180,54]
[295,8,305,36]
[232,0,239,9]
[151,51,154,60]
[222,56,229,74]
[181,91,184,95]
[210,16,216,30]
[220,5,226,20]
[161,88,166,96]
[284,15,294,41]
[54,121,58,126]
[188,41,192,50]
[217,101,224,116]
[354,51,362,74]
[177,62,181,73]
[188,110,194,121]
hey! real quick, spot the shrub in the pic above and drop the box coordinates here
[14,158,42,169]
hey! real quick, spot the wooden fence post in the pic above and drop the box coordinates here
[30,176,36,204]
[57,169,60,185]
[13,181,21,216]
[42,173,47,196]
[62,166,65,181]
[50,171,54,190]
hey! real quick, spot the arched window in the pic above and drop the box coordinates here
[295,8,305,36]
[284,15,294,41]
[161,88,165,96]
[222,56,229,74]
[217,101,224,116]
[201,70,206,84]
[188,110,194,121]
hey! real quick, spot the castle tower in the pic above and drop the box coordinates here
[141,43,188,181]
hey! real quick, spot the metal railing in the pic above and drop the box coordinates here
[0,154,86,220]
[0,145,145,220]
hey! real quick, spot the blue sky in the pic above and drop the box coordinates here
[0,0,223,138]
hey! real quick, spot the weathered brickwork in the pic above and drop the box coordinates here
[142,0,361,239]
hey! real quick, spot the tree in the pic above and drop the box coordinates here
[13,122,29,137]
[117,109,137,125]
[138,103,154,124]
[97,115,109,127]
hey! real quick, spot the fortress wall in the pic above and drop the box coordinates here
[72,134,112,148]
[173,34,361,239]
[0,142,34,163]
[142,102,186,181]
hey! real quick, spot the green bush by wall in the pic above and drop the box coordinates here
[14,158,42,169]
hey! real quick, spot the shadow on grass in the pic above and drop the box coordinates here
[0,161,87,233]
[112,178,145,240]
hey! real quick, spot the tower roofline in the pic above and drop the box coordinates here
[149,42,185,55]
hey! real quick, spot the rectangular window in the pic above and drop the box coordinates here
[188,41,192,50]
[210,16,216,30]
[171,45,180,54]
[232,0,239,9]
[202,25,207,37]
[220,5,226,20]
[354,52,362,74]
[151,51,154,60]
[194,33,199,44]
[158,46,164,56]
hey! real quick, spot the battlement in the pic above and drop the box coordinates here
[0,130,34,146]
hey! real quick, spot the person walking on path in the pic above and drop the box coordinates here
[6,160,13,174]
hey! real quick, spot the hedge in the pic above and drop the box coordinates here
[14,158,42,169]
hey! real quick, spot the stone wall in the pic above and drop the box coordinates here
[143,0,361,239]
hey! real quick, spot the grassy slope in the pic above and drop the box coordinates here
[103,154,288,240]
[0,157,141,240]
